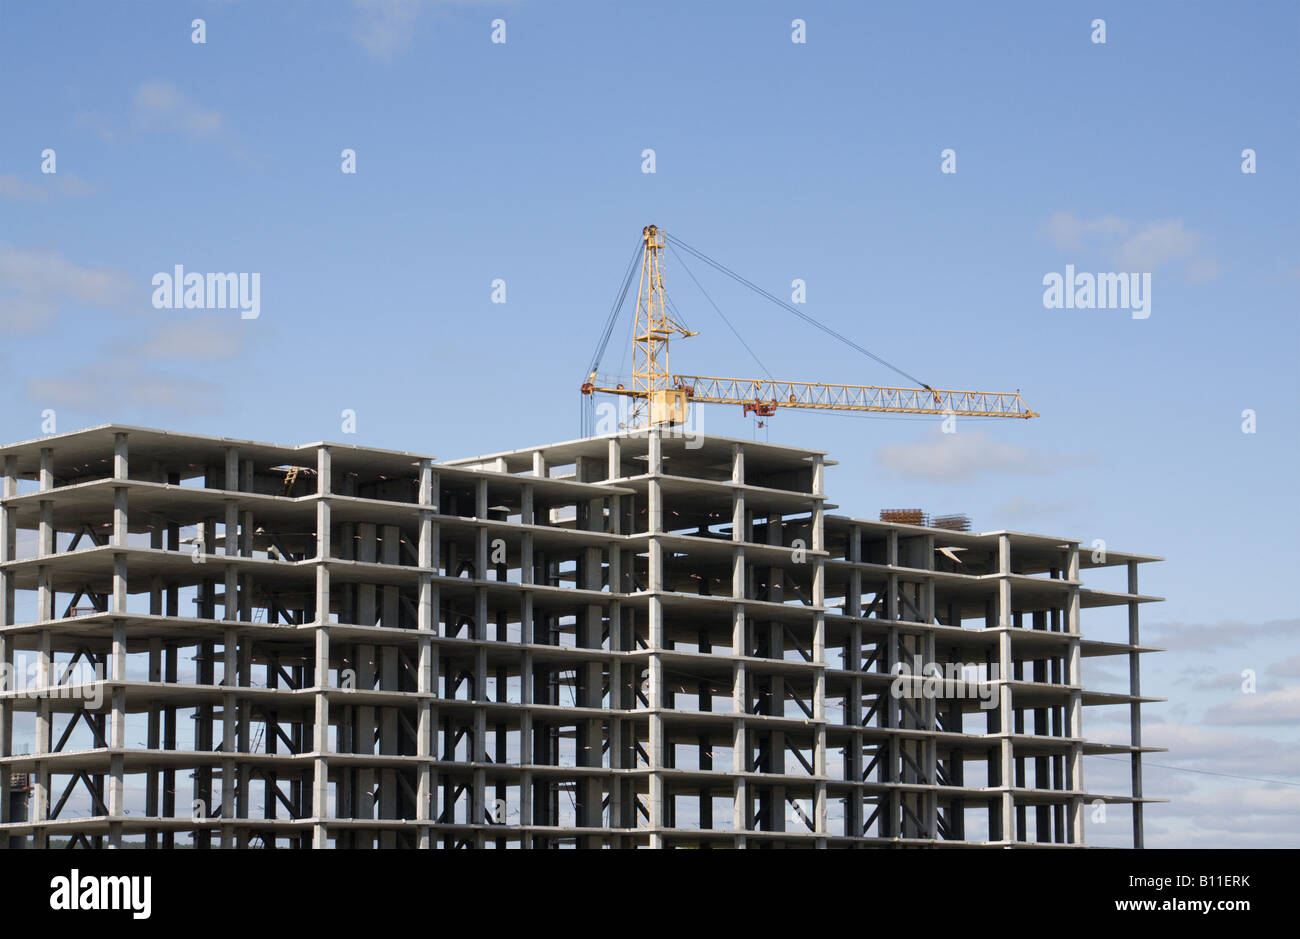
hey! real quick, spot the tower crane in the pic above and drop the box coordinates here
[581,224,1038,429]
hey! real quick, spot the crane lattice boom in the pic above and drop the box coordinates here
[581,224,1038,427]
[589,375,1036,419]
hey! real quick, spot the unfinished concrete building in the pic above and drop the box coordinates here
[0,424,1161,848]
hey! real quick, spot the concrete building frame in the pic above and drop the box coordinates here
[0,425,1161,848]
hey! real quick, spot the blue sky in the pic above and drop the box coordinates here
[1,0,1297,846]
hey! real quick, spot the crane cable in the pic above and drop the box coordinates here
[661,231,936,394]
[667,242,774,381]
[585,234,644,381]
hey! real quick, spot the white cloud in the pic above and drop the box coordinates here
[26,312,247,415]
[132,80,224,138]
[76,81,228,146]
[0,243,136,333]
[1167,786,1300,819]
[1191,670,1252,692]
[1042,211,1220,282]
[1144,618,1300,652]
[1115,218,1201,271]
[133,316,244,361]
[1204,685,1300,727]
[350,0,507,60]
[0,293,57,332]
[1135,721,1300,779]
[1,244,244,413]
[351,0,425,59]
[1149,789,1300,847]
[1185,255,1223,283]
[874,429,1057,482]
[1082,722,1300,847]
[1043,211,1130,250]
[994,493,1081,522]
[0,173,94,203]
[27,369,225,415]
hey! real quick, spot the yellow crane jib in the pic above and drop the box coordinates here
[580,224,1038,427]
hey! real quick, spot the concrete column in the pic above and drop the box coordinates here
[475,475,489,572]
[577,499,604,841]
[38,447,55,611]
[469,489,489,839]
[112,428,130,843]
[646,430,665,847]
[416,461,438,847]
[730,444,747,846]
[239,510,254,558]
[32,450,54,846]
[607,437,621,480]
[1065,544,1084,844]
[379,636,399,846]
[0,457,16,824]
[996,533,1015,843]
[520,646,534,837]
[922,532,938,840]
[220,624,237,847]
[353,523,378,843]
[113,439,129,547]
[311,446,332,848]
[235,624,251,846]
[846,525,863,837]
[221,446,237,491]
[218,471,239,848]
[108,620,126,847]
[1128,560,1143,849]
[32,629,51,845]
[731,656,747,844]
[811,456,827,841]
[607,485,626,838]
[39,447,54,490]
[472,643,488,846]
[145,636,161,842]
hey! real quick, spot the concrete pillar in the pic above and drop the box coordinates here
[354,523,378,844]
[112,427,130,840]
[311,446,332,848]
[235,626,251,846]
[810,456,827,842]
[607,437,621,480]
[220,625,237,847]
[996,533,1015,843]
[646,430,665,847]
[472,642,488,846]
[32,630,51,846]
[108,620,126,847]
[32,449,54,846]
[846,524,863,838]
[730,445,748,846]
[520,645,534,838]
[0,456,16,824]
[921,532,938,840]
[1065,544,1084,844]
[1128,560,1144,849]
[416,463,439,846]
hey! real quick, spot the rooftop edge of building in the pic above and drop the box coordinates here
[442,429,834,474]
[0,425,1161,565]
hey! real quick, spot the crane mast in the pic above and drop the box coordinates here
[630,224,696,426]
